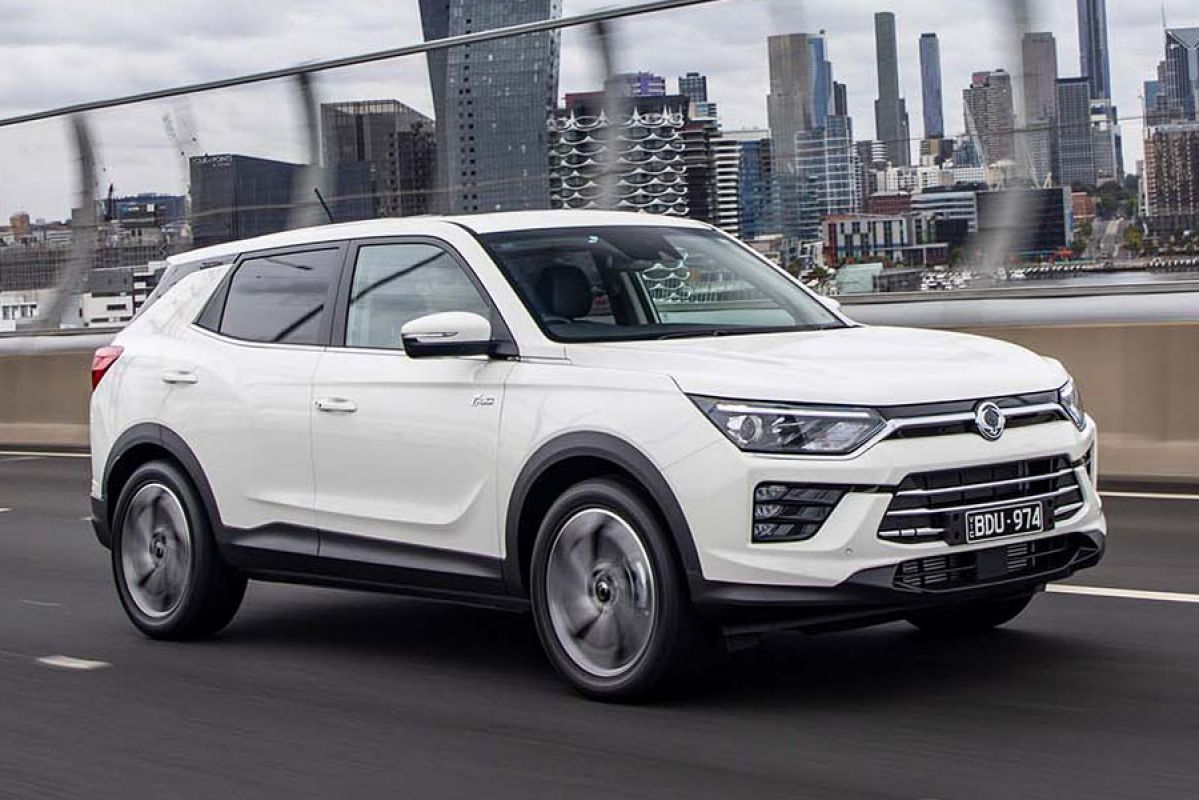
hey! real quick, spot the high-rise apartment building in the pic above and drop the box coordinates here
[320,100,436,219]
[919,33,944,140]
[963,70,1016,166]
[1143,122,1199,234]
[1076,0,1112,100]
[874,12,911,167]
[419,0,562,215]
[1164,28,1199,121]
[729,132,775,240]
[1090,98,1121,184]
[1055,77,1097,187]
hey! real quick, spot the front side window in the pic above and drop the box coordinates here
[345,243,489,350]
[218,248,342,345]
[480,226,845,342]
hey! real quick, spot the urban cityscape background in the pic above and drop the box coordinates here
[1,0,1198,331]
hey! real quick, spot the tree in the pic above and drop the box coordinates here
[1122,226,1143,255]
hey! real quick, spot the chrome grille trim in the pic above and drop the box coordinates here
[895,466,1077,497]
[884,485,1079,517]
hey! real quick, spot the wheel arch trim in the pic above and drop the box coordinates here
[503,431,702,596]
[98,423,222,548]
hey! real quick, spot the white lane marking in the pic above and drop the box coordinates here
[1100,490,1199,502]
[20,600,63,608]
[1049,584,1199,604]
[0,508,10,514]
[36,655,111,671]
[0,455,42,463]
[0,450,89,459]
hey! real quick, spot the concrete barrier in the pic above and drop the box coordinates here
[2,289,1197,483]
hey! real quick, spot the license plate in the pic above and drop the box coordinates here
[964,501,1045,543]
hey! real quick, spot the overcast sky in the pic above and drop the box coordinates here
[0,0,1183,220]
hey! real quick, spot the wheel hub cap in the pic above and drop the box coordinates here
[120,482,192,619]
[545,508,656,678]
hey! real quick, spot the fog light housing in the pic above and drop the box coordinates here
[752,484,846,543]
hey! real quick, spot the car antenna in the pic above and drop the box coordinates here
[313,187,335,224]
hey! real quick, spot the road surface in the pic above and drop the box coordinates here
[1,453,1197,799]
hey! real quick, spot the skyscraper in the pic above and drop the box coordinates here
[963,70,1016,166]
[1164,28,1199,121]
[1021,33,1059,123]
[1055,77,1097,187]
[1143,122,1199,233]
[795,115,860,241]
[919,33,944,140]
[320,100,436,219]
[767,32,833,237]
[1076,0,1111,100]
[874,12,911,167]
[419,0,562,215]
[1020,33,1058,185]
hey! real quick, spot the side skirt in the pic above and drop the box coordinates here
[217,525,527,613]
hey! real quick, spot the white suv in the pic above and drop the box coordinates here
[89,211,1105,698]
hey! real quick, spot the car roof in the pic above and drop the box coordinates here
[167,210,711,267]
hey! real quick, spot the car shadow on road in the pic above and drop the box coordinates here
[218,585,1120,708]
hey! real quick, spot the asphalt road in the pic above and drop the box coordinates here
[1,454,1197,799]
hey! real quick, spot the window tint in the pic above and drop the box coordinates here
[219,249,342,345]
[346,243,489,350]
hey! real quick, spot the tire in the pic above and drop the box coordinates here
[530,477,698,700]
[906,593,1034,635]
[111,459,246,640]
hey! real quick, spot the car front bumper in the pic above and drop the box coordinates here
[664,416,1106,604]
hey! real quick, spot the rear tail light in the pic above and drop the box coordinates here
[91,346,124,390]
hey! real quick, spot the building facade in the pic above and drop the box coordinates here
[1143,122,1199,234]
[320,100,436,219]
[189,154,303,248]
[1164,28,1199,122]
[1055,77,1097,187]
[795,115,860,241]
[548,94,690,217]
[419,0,562,214]
[964,70,1016,166]
[607,71,667,98]
[1021,32,1059,186]
[977,187,1073,255]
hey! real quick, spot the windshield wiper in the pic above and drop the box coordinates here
[656,324,838,341]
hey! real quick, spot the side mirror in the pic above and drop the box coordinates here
[400,312,494,358]
[817,294,842,314]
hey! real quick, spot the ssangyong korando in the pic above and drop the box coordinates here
[90,211,1105,698]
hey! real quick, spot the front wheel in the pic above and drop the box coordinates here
[906,593,1034,635]
[530,478,697,700]
[111,460,246,640]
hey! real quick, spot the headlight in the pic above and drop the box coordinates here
[691,396,886,455]
[1058,378,1086,430]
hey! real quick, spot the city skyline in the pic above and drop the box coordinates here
[0,0,1187,219]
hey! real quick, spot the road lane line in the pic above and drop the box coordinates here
[1048,584,1199,604]
[20,600,63,608]
[0,455,42,463]
[1100,490,1199,502]
[0,508,10,514]
[36,655,111,671]
[0,450,89,459]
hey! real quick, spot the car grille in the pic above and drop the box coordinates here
[879,455,1085,544]
[878,390,1065,441]
[893,533,1097,591]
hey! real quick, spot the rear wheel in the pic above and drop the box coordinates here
[111,460,246,640]
[530,478,697,700]
[906,593,1034,635]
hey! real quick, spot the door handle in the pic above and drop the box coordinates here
[161,370,198,385]
[315,397,357,413]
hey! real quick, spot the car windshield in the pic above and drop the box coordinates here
[479,225,846,342]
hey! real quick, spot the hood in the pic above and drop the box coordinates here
[567,326,1067,407]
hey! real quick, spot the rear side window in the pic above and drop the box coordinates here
[219,248,342,345]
